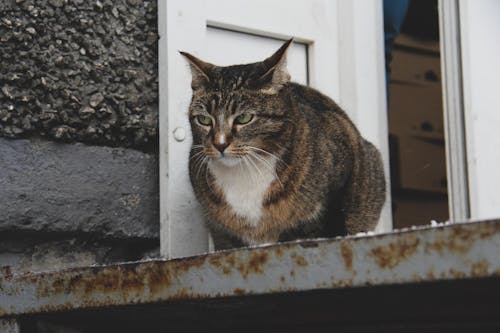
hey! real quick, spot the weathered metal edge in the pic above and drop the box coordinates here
[1,219,499,317]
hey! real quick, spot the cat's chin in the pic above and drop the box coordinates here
[212,156,242,167]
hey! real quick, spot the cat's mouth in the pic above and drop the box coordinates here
[212,155,242,167]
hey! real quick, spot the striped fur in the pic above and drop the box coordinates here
[182,40,385,248]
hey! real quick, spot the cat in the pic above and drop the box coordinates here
[181,39,386,249]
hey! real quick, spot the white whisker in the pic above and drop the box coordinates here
[193,155,207,180]
[190,150,205,161]
[247,151,284,189]
[246,154,267,187]
[246,145,289,170]
[208,152,277,226]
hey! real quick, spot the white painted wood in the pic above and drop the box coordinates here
[204,27,308,85]
[337,0,392,233]
[159,0,210,259]
[458,0,500,220]
[160,0,391,258]
[438,0,470,222]
[203,0,340,99]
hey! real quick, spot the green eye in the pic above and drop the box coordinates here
[235,114,253,125]
[196,115,212,126]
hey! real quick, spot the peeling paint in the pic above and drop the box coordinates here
[340,242,353,271]
[290,253,308,267]
[369,235,420,269]
[237,252,269,278]
[0,220,499,317]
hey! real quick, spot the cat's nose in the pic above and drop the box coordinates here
[213,141,230,153]
[213,133,230,153]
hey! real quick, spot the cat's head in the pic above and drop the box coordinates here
[181,39,293,167]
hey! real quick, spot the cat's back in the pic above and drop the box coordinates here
[283,82,360,155]
[284,82,356,133]
[286,82,346,116]
[282,82,385,236]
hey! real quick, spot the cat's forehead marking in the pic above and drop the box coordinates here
[214,75,244,92]
[217,113,226,129]
[207,92,239,117]
[212,64,256,91]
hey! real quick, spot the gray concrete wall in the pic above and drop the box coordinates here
[0,138,158,239]
[0,137,160,273]
[0,0,160,272]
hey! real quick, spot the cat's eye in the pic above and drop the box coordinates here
[234,114,254,125]
[196,115,213,126]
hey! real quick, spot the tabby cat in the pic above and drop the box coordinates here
[181,39,385,249]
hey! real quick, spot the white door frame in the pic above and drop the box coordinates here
[438,0,471,222]
[455,0,500,220]
[159,0,390,259]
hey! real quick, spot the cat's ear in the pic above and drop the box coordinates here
[257,38,293,94]
[180,51,215,91]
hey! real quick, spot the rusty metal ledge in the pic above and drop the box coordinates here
[1,219,500,317]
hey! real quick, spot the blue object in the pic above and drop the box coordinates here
[383,0,410,95]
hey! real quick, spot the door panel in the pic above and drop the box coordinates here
[159,0,389,258]
[205,27,308,85]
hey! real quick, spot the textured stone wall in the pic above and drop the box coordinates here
[0,138,159,239]
[0,0,160,272]
[0,137,160,272]
[0,0,158,151]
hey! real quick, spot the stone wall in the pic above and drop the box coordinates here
[0,0,160,272]
[0,0,158,150]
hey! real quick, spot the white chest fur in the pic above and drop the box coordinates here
[209,156,277,226]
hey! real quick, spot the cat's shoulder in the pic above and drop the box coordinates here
[285,82,343,114]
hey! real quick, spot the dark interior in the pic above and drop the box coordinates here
[388,0,449,229]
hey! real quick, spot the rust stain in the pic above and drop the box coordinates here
[274,246,285,258]
[428,227,485,255]
[120,266,145,292]
[88,269,121,294]
[290,253,308,267]
[145,263,173,295]
[33,265,148,299]
[17,249,269,310]
[208,254,236,275]
[370,236,420,269]
[470,260,489,277]
[447,268,467,279]
[333,278,353,288]
[180,255,207,270]
[426,271,436,280]
[169,288,196,300]
[208,250,270,278]
[30,260,209,308]
[475,220,500,239]
[237,252,269,278]
[233,288,247,296]
[1,220,498,318]
[340,242,353,271]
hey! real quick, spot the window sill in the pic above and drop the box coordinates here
[1,219,499,318]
